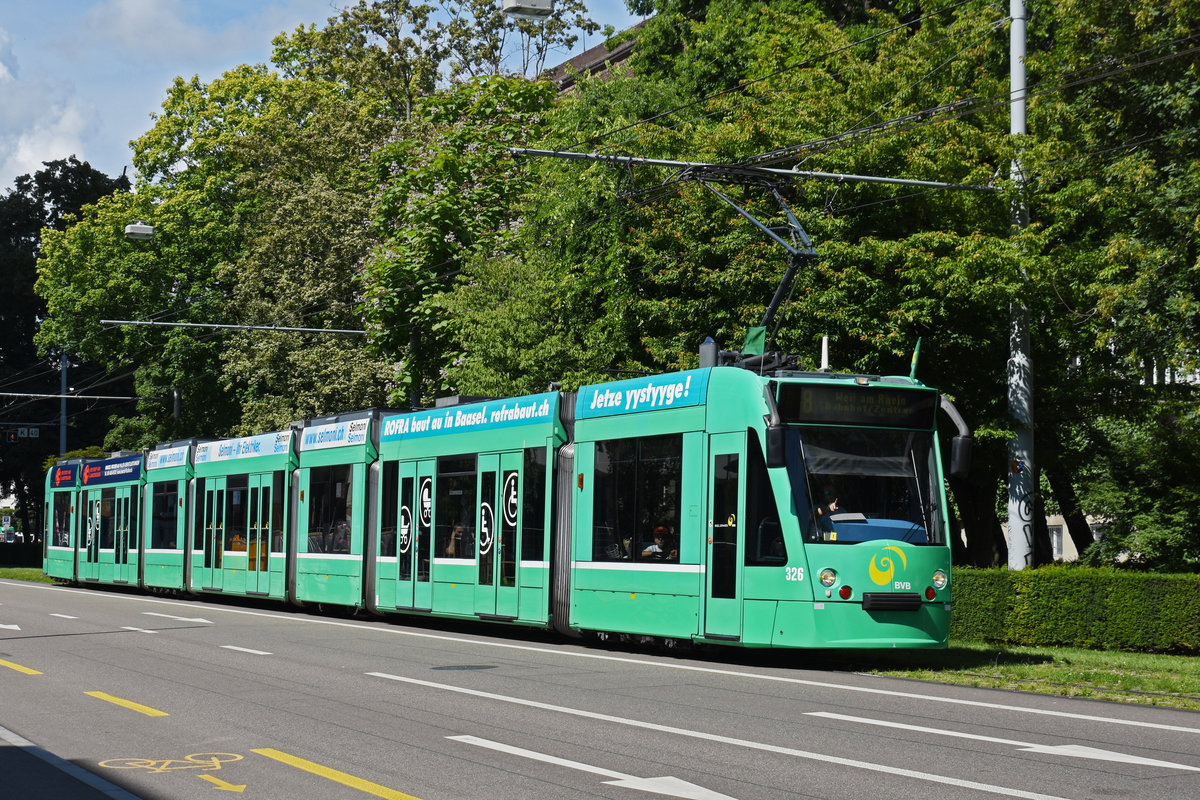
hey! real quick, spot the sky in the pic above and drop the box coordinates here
[0,0,642,193]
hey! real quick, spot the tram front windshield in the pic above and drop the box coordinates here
[785,427,942,545]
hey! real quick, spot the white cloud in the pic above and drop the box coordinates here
[0,27,16,82]
[1,100,93,185]
[83,0,240,63]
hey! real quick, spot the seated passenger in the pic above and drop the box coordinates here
[642,526,678,561]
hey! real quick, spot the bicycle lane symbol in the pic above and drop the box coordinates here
[99,753,246,792]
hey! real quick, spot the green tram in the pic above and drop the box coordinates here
[43,459,82,582]
[190,430,296,599]
[42,453,144,586]
[143,441,197,591]
[43,364,968,650]
[293,410,386,608]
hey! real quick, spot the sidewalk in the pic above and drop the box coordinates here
[0,726,142,800]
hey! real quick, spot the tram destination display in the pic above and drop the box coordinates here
[776,383,937,429]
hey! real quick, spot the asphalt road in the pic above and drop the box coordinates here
[2,578,1198,800]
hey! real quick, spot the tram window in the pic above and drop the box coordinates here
[500,469,517,586]
[127,494,139,550]
[193,478,206,550]
[436,455,477,559]
[380,461,398,557]
[308,464,354,553]
[225,475,249,551]
[746,430,786,566]
[99,490,115,549]
[402,476,416,581]
[270,471,285,552]
[788,427,940,545]
[479,471,496,585]
[53,493,71,546]
[592,434,682,562]
[521,447,546,561]
[711,454,738,598]
[150,483,176,549]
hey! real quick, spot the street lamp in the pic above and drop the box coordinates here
[124,220,153,240]
[502,0,553,20]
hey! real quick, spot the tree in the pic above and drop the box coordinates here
[1014,0,1200,568]
[363,75,558,405]
[0,157,129,537]
[272,1,443,123]
[37,66,395,444]
[436,0,1027,563]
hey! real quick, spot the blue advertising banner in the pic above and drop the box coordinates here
[381,393,558,442]
[81,455,143,486]
[575,369,710,419]
[50,464,78,488]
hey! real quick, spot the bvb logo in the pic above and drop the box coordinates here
[868,545,907,586]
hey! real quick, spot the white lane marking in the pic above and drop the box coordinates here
[49,613,78,619]
[143,612,212,624]
[0,623,19,631]
[370,672,1069,800]
[120,626,158,634]
[221,645,272,655]
[450,735,737,800]
[807,712,1200,772]
[9,580,1199,736]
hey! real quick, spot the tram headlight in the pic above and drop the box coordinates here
[819,568,837,587]
[931,569,948,590]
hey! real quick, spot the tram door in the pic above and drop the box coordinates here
[475,453,522,618]
[197,478,226,590]
[396,460,434,610]
[79,493,100,581]
[245,474,273,594]
[705,433,745,640]
[77,488,135,582]
[112,487,136,584]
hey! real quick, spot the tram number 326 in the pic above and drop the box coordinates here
[785,567,804,582]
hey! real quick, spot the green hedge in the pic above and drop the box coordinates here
[950,566,1200,653]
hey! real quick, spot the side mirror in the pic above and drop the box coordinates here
[949,435,972,480]
[766,425,786,468]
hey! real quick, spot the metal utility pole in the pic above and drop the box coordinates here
[60,351,68,454]
[1007,0,1034,569]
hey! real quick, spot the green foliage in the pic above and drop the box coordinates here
[1,157,128,526]
[363,75,558,404]
[37,65,393,444]
[272,1,442,122]
[951,567,1200,653]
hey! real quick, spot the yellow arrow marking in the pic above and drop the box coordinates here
[84,691,170,717]
[0,658,42,675]
[253,748,422,800]
[200,774,246,792]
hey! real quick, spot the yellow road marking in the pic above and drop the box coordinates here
[84,691,170,717]
[199,774,247,792]
[0,658,42,675]
[252,748,422,800]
